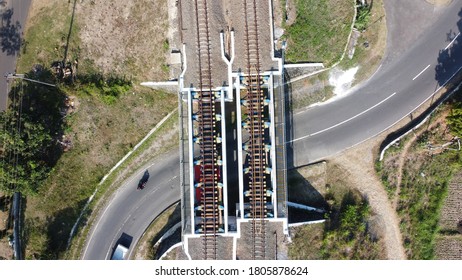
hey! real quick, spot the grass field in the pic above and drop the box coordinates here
[377,101,462,259]
[284,0,355,65]
[13,1,177,259]
[284,0,387,110]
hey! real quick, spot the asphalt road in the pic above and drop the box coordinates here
[83,0,462,259]
[82,151,180,260]
[290,0,462,166]
[0,0,31,111]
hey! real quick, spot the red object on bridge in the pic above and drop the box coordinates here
[194,165,221,202]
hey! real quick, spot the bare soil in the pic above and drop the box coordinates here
[27,0,170,82]
[436,171,462,259]
[329,137,406,260]
[439,172,462,232]
[0,239,13,260]
[76,0,169,82]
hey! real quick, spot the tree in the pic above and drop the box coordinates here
[447,102,462,137]
[0,71,66,195]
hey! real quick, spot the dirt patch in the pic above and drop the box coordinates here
[439,172,462,232]
[329,137,406,260]
[76,0,169,82]
[0,239,13,260]
[435,235,462,259]
[22,0,170,82]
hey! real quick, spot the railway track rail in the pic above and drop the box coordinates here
[192,0,269,260]
[193,0,220,260]
[243,0,267,260]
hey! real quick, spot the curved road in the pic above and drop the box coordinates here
[82,152,180,260]
[83,0,462,259]
[291,0,462,166]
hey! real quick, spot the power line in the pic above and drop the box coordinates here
[12,79,24,193]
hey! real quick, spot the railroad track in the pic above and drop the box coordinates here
[193,0,220,260]
[243,0,267,260]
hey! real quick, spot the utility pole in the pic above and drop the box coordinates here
[5,73,56,87]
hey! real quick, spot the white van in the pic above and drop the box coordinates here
[111,244,129,260]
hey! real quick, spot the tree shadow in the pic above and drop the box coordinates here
[435,8,462,87]
[44,198,92,259]
[0,8,22,56]
[326,189,364,231]
[21,198,91,259]
[2,67,67,195]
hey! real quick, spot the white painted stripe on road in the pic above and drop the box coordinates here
[412,64,431,81]
[290,92,397,143]
[302,65,462,165]
[445,32,460,50]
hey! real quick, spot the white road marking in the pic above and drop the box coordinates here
[82,197,116,258]
[412,64,431,81]
[445,32,460,50]
[290,92,397,143]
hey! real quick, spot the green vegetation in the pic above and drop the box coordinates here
[320,189,381,259]
[447,102,462,137]
[338,0,387,87]
[289,164,382,259]
[397,152,453,259]
[289,190,381,260]
[18,4,81,73]
[284,0,355,65]
[163,39,170,52]
[76,74,132,105]
[354,3,371,31]
[377,96,462,259]
[1,70,65,196]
